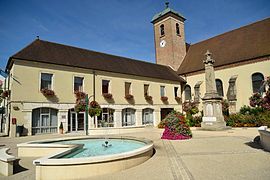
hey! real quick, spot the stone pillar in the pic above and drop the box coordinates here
[89,116,95,128]
[114,109,122,128]
[136,109,143,126]
[153,109,161,127]
[201,50,228,130]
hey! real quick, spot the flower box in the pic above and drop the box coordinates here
[175,96,181,102]
[1,90,10,98]
[145,95,152,101]
[125,94,134,100]
[74,91,86,99]
[103,93,113,99]
[41,89,55,97]
[161,96,168,101]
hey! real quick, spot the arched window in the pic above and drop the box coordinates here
[216,79,224,97]
[176,23,180,35]
[160,24,165,36]
[32,108,58,135]
[184,85,191,101]
[122,108,136,126]
[142,108,154,125]
[97,108,115,127]
[252,73,265,93]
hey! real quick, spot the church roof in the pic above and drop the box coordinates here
[151,2,185,23]
[7,39,184,82]
[177,17,270,75]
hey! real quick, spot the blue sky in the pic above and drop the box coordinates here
[0,0,269,69]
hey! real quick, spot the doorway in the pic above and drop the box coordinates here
[68,109,85,132]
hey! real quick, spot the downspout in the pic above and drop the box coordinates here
[6,70,10,136]
[93,70,96,128]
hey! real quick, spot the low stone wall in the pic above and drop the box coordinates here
[0,148,16,176]
[259,129,270,152]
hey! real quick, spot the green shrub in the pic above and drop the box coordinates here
[257,111,270,127]
[239,105,263,115]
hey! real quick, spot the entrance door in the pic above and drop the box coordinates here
[160,108,174,120]
[70,111,85,132]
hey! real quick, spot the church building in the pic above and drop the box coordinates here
[152,2,270,113]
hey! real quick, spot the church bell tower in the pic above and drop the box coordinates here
[151,2,186,71]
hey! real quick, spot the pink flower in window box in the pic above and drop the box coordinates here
[103,93,113,99]
[41,89,55,97]
[161,96,168,101]
[125,94,134,100]
[74,91,86,99]
[145,95,152,101]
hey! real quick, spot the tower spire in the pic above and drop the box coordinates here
[165,1,169,9]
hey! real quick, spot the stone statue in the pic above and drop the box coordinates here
[201,50,228,130]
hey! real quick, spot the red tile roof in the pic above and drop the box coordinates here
[178,18,270,75]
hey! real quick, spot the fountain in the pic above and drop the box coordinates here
[17,136,154,180]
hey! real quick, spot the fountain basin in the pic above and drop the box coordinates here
[17,136,154,180]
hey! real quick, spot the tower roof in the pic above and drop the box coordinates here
[151,2,185,23]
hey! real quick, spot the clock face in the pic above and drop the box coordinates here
[160,40,166,47]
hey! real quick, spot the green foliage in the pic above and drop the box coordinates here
[59,122,63,129]
[182,101,199,115]
[239,105,264,115]
[257,111,270,127]
[161,110,192,137]
[187,116,202,127]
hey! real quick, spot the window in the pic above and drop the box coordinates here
[125,82,131,95]
[174,87,179,97]
[74,77,84,92]
[102,80,110,94]
[122,108,136,126]
[40,73,53,90]
[97,108,115,127]
[142,108,154,125]
[184,85,191,101]
[252,73,265,93]
[215,79,224,97]
[160,86,165,97]
[160,24,165,36]
[176,23,180,35]
[32,108,58,135]
[144,84,149,96]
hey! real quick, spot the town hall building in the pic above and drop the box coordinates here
[1,3,270,136]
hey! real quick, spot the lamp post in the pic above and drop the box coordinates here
[85,94,94,136]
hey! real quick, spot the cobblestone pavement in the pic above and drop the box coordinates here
[0,127,270,180]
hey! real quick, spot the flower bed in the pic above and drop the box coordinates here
[160,111,192,140]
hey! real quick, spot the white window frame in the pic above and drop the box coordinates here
[73,75,85,92]
[39,72,54,91]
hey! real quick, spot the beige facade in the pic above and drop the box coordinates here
[182,58,270,112]
[7,59,182,136]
